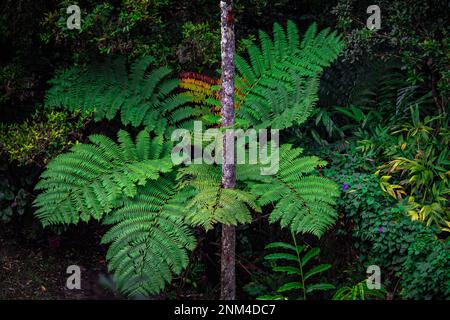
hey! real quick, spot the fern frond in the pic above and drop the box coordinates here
[179,72,219,105]
[235,21,344,130]
[33,130,172,226]
[101,175,196,297]
[241,144,339,238]
[45,57,194,136]
[179,164,261,229]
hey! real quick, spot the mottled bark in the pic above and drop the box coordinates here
[219,0,236,300]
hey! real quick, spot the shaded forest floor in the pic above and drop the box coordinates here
[0,220,215,300]
[0,217,358,300]
[0,222,117,300]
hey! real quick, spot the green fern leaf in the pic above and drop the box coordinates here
[101,175,196,297]
[34,130,172,226]
[45,57,194,136]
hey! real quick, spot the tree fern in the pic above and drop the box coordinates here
[235,21,344,129]
[238,144,339,237]
[33,21,345,298]
[34,129,173,226]
[101,175,196,297]
[45,56,195,135]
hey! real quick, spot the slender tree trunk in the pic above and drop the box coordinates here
[219,0,236,300]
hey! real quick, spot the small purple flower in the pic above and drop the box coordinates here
[378,226,385,233]
[342,183,350,191]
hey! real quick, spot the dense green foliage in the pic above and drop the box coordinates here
[400,234,450,299]
[1,0,448,300]
[30,20,342,296]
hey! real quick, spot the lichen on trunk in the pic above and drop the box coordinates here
[219,0,236,300]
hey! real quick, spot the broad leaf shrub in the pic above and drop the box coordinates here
[0,109,91,166]
[320,143,449,299]
[400,233,450,299]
